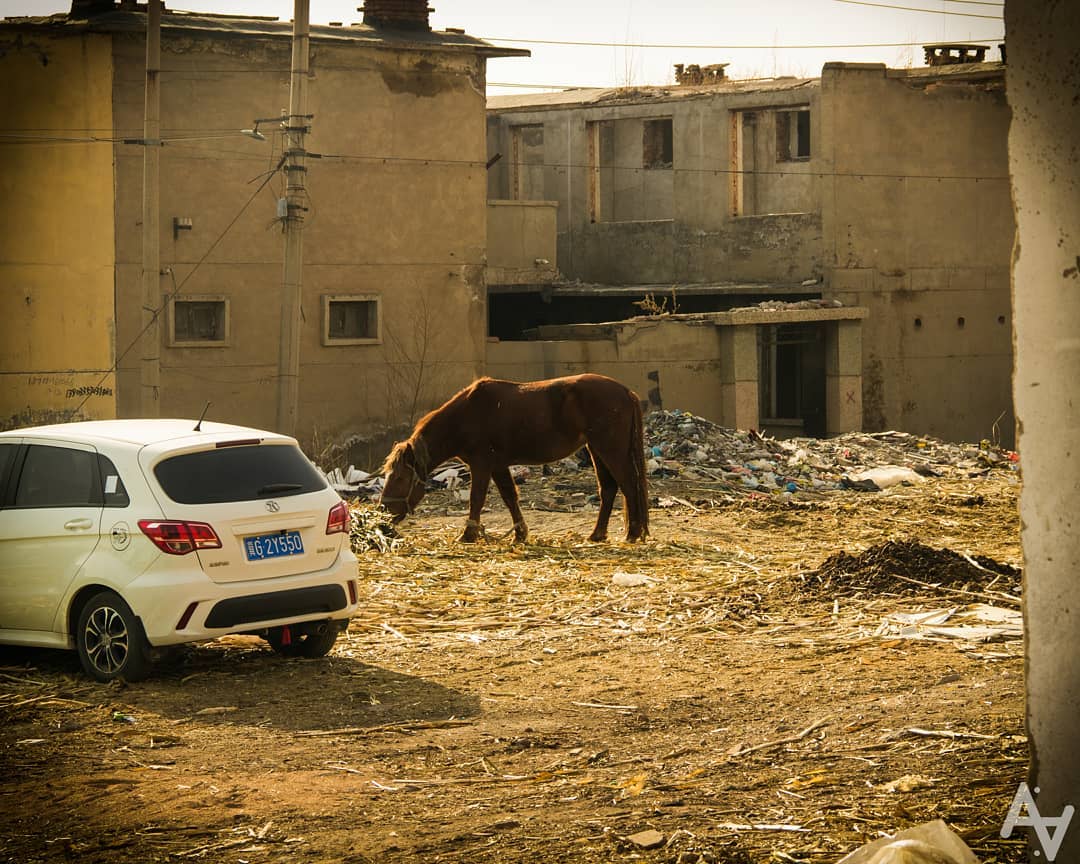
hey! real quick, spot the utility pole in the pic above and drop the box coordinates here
[140,0,161,417]
[275,0,310,436]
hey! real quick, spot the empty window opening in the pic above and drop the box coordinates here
[776,108,811,162]
[914,317,923,329]
[732,107,814,217]
[998,315,1006,325]
[171,297,228,346]
[588,117,674,223]
[324,295,381,345]
[957,316,966,328]
[510,124,545,201]
[643,118,673,169]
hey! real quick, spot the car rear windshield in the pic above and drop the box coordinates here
[153,443,327,504]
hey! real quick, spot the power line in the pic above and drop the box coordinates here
[479,34,1001,49]
[830,0,1002,19]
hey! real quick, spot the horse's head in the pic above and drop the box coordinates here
[379,441,427,523]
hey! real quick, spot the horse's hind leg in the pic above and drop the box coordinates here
[492,467,528,543]
[590,442,646,542]
[587,449,618,542]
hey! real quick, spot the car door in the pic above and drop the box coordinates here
[0,440,104,634]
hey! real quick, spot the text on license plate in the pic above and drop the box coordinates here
[244,530,304,561]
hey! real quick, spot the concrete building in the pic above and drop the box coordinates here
[0,0,524,453]
[485,54,1013,445]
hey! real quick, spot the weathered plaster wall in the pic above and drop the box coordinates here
[486,200,558,274]
[0,32,117,429]
[821,62,1013,445]
[108,31,490,448]
[1007,2,1080,859]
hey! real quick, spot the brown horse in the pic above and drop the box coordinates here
[379,373,649,543]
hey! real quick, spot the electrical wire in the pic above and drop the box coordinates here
[475,34,1002,49]
[73,160,284,415]
[830,0,1001,19]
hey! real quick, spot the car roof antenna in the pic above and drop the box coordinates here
[194,402,212,432]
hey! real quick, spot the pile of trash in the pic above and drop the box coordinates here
[640,409,1019,497]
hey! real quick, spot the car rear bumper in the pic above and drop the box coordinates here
[124,549,360,645]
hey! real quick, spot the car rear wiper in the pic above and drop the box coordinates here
[257,483,304,496]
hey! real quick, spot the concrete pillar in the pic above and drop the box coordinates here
[718,324,759,430]
[825,319,863,436]
[1007,2,1080,860]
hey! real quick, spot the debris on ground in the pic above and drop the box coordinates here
[805,540,1021,599]
[640,410,1018,498]
[347,503,401,553]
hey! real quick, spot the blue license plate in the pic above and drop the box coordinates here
[244,530,304,561]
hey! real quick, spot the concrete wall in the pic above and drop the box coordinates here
[106,28,491,450]
[820,62,1014,445]
[486,200,558,279]
[1008,2,1080,859]
[0,32,117,429]
[488,83,823,287]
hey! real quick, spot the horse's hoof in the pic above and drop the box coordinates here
[587,532,608,543]
[459,529,480,543]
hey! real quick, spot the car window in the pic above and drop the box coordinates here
[0,442,17,500]
[98,454,130,508]
[153,443,327,505]
[14,444,102,508]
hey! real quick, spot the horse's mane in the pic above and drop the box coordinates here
[379,440,411,477]
[380,379,493,476]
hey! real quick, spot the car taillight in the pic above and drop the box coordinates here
[138,520,222,555]
[326,500,350,535]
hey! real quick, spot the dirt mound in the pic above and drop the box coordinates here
[806,539,1021,597]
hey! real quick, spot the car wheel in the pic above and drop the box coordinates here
[265,621,342,658]
[76,591,153,682]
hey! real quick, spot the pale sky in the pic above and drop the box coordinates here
[3,0,1005,93]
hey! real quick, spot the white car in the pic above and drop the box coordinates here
[0,419,360,682]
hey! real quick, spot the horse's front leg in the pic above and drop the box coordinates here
[460,464,491,543]
[492,467,528,543]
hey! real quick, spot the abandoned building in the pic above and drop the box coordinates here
[1,0,1012,451]
[0,0,526,450]
[485,52,1013,445]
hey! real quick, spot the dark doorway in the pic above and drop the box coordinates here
[758,323,827,438]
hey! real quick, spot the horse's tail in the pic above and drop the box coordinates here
[629,392,650,539]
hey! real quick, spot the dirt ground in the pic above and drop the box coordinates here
[0,468,1027,864]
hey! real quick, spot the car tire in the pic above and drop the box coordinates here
[265,620,342,658]
[76,591,153,682]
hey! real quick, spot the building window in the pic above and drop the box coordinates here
[776,108,811,161]
[643,118,673,169]
[510,124,545,200]
[170,296,229,346]
[323,295,381,345]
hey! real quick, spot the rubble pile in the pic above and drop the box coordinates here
[805,539,1022,597]
[639,409,1019,497]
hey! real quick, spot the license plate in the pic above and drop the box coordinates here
[244,530,304,561]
